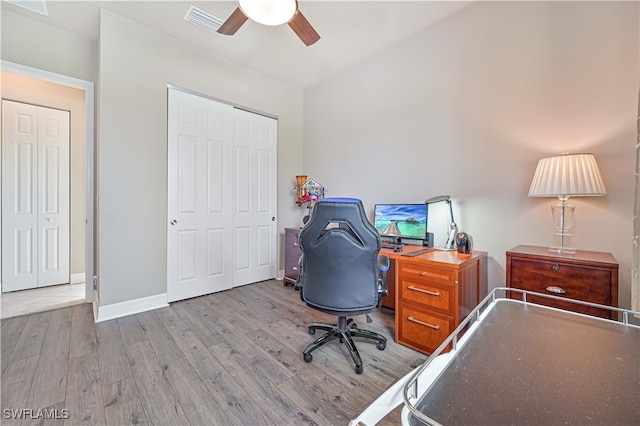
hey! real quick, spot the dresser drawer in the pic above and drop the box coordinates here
[284,253,301,282]
[508,257,614,318]
[284,228,303,285]
[510,258,611,303]
[285,228,302,256]
[396,304,455,355]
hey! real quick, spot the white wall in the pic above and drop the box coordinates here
[98,10,304,306]
[0,10,97,82]
[303,1,639,308]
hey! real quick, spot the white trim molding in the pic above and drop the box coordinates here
[70,273,85,284]
[95,293,169,322]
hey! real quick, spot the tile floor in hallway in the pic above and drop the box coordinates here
[0,283,86,319]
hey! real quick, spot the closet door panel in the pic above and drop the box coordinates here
[232,109,277,287]
[167,89,233,302]
[2,101,39,291]
[37,106,70,287]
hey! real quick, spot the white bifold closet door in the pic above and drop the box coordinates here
[167,88,277,303]
[1,100,70,292]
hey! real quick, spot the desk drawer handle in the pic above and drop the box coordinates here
[546,286,566,294]
[408,316,440,330]
[408,285,440,297]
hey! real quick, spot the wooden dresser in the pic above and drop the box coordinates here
[284,227,302,285]
[391,249,487,355]
[506,245,618,319]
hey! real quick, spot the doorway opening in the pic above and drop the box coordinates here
[0,61,95,319]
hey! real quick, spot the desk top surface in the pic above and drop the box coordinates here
[380,245,486,266]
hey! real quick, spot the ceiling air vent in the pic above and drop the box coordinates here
[184,5,224,34]
[3,0,48,16]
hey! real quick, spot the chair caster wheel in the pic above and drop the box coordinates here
[355,365,363,374]
[308,327,315,335]
[377,341,386,350]
[304,353,312,363]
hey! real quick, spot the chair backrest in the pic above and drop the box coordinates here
[299,198,381,316]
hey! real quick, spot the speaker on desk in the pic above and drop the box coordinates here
[422,232,435,247]
[456,232,472,254]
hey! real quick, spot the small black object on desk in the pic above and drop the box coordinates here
[381,242,403,252]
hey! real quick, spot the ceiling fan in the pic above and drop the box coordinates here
[217,0,320,46]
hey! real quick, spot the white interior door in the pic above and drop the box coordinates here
[232,108,277,287]
[167,89,234,302]
[2,100,70,291]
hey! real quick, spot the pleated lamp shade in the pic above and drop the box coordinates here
[528,153,607,198]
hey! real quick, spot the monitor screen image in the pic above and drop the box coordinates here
[373,204,428,240]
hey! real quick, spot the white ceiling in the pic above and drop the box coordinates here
[1,0,472,89]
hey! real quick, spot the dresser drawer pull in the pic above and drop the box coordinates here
[545,286,566,294]
[551,264,560,272]
[420,272,427,276]
[407,316,440,330]
[408,285,440,297]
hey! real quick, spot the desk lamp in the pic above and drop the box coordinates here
[528,153,607,254]
[425,195,457,251]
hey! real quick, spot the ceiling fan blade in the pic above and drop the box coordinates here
[288,11,320,46]
[217,7,248,35]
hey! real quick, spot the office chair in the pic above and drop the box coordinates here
[295,198,390,374]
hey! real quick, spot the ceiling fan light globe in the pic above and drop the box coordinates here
[239,0,297,26]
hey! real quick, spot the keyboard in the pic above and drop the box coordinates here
[401,247,436,257]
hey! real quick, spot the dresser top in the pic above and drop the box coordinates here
[507,245,618,266]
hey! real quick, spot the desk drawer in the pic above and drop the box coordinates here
[398,279,454,314]
[398,263,456,286]
[396,304,454,355]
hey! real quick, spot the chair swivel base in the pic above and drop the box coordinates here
[302,316,386,374]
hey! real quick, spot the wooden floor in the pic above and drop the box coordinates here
[1,279,426,425]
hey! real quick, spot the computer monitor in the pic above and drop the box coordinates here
[373,203,428,241]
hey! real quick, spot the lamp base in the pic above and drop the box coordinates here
[549,232,575,254]
[549,198,576,255]
[548,246,576,255]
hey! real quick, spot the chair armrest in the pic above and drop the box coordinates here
[377,255,390,298]
[377,255,390,273]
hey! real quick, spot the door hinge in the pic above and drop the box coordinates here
[93,275,98,290]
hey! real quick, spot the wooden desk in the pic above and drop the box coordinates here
[380,246,487,355]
